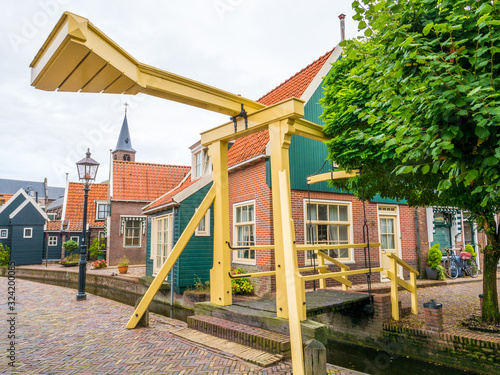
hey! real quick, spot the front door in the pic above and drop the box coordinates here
[378,206,399,281]
[153,214,172,275]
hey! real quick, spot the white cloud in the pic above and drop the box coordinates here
[0,0,359,187]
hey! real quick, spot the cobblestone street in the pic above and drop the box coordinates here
[0,278,362,375]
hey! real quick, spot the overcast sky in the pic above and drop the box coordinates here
[1,0,359,188]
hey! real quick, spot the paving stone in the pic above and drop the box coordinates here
[0,278,362,374]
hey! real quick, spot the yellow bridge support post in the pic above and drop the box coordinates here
[269,120,294,319]
[126,185,216,329]
[279,170,305,375]
[209,140,232,306]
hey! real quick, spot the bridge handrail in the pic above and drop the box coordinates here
[385,252,419,276]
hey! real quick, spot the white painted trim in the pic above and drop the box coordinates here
[8,190,49,221]
[426,207,434,244]
[48,236,58,246]
[0,188,27,216]
[228,154,267,171]
[23,227,33,238]
[377,204,402,282]
[300,45,343,104]
[122,216,145,248]
[142,172,192,212]
[151,213,173,274]
[232,199,257,265]
[174,173,213,203]
[195,209,211,237]
[60,178,69,224]
[302,198,354,263]
[70,236,80,244]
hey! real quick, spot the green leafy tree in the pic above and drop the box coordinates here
[321,0,500,323]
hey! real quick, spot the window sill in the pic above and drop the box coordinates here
[232,260,257,266]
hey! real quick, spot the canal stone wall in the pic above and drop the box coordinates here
[383,324,499,374]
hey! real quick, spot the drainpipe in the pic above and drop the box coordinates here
[339,14,346,42]
[415,207,422,278]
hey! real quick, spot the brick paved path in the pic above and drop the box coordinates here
[0,278,361,375]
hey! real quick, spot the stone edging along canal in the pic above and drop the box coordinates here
[0,266,192,321]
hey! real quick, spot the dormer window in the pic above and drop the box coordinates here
[192,147,211,179]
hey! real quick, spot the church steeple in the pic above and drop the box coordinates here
[112,104,136,162]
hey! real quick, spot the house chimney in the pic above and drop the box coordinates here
[339,14,346,42]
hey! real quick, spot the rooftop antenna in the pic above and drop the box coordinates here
[339,14,346,42]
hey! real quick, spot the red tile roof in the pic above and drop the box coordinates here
[65,182,109,231]
[257,49,334,105]
[227,48,334,167]
[0,194,13,205]
[112,161,190,201]
[144,174,195,212]
[46,220,62,231]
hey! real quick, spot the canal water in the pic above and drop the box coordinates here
[326,339,481,375]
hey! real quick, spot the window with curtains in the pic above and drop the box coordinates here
[233,201,255,262]
[124,220,141,247]
[305,201,351,261]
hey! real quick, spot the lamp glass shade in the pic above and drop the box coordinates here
[76,149,99,183]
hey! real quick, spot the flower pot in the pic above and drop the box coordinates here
[425,266,438,280]
[61,262,79,267]
[118,265,128,274]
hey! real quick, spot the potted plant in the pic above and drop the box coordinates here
[91,259,107,269]
[464,244,477,260]
[60,240,80,266]
[425,243,442,280]
[117,256,129,274]
[89,238,106,260]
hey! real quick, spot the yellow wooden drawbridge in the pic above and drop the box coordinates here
[30,12,419,374]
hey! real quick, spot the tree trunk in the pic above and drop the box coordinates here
[482,248,500,324]
[482,216,500,324]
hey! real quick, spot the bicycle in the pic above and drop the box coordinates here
[443,247,479,279]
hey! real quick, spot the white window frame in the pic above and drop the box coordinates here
[123,219,142,248]
[303,199,353,263]
[24,228,33,239]
[98,231,105,240]
[377,205,402,280]
[95,201,110,221]
[48,236,57,246]
[233,200,256,264]
[151,213,173,275]
[0,229,8,239]
[195,209,210,236]
[70,236,80,244]
[192,146,211,180]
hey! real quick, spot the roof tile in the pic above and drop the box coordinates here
[144,174,195,212]
[112,161,190,201]
[227,49,334,167]
[65,182,109,231]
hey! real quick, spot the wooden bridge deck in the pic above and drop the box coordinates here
[233,289,371,317]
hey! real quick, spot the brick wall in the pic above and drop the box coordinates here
[228,160,421,296]
[109,201,148,266]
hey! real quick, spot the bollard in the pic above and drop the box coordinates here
[304,339,326,375]
[423,299,443,332]
[135,298,150,327]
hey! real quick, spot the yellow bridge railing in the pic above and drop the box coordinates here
[385,252,419,321]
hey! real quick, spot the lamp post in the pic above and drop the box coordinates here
[75,148,99,301]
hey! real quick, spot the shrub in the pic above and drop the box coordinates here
[464,244,477,259]
[62,240,79,254]
[188,275,210,293]
[0,243,10,266]
[427,243,442,269]
[436,264,446,281]
[230,267,253,295]
[89,238,106,258]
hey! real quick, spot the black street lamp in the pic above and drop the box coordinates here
[75,148,99,301]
